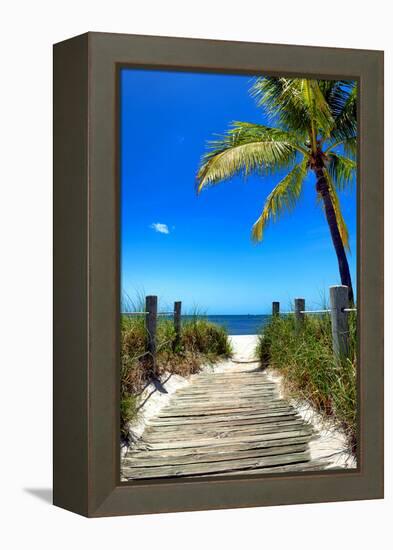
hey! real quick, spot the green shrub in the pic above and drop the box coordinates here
[181,319,232,357]
[256,312,357,451]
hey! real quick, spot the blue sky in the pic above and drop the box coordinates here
[120,69,356,314]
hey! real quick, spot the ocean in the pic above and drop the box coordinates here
[183,314,271,335]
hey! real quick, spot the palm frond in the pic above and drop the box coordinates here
[322,169,351,251]
[330,81,357,143]
[343,136,358,161]
[326,136,357,160]
[251,78,310,136]
[321,80,356,120]
[251,78,334,140]
[251,158,308,242]
[197,122,303,192]
[223,122,307,151]
[343,136,357,159]
[327,152,356,191]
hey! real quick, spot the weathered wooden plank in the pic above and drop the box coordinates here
[158,402,291,418]
[171,393,276,402]
[184,376,273,382]
[181,375,273,382]
[187,383,272,390]
[122,450,311,479]
[176,382,276,390]
[139,427,314,451]
[185,385,275,392]
[187,374,269,378]
[163,398,284,409]
[194,372,265,378]
[185,380,272,384]
[175,385,276,393]
[175,389,276,395]
[169,389,277,396]
[209,459,330,476]
[126,434,312,460]
[165,396,280,406]
[150,410,297,426]
[182,378,269,382]
[158,411,278,419]
[160,403,284,415]
[142,420,307,442]
[173,384,274,391]
[168,401,277,408]
[143,427,306,444]
[146,414,300,434]
[164,411,293,424]
[165,400,277,409]
[123,443,307,468]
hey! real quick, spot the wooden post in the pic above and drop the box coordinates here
[145,295,157,372]
[173,301,182,350]
[272,301,280,316]
[330,285,349,360]
[294,298,305,329]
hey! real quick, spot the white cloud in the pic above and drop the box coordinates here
[150,222,170,235]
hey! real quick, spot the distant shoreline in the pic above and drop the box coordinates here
[198,314,269,336]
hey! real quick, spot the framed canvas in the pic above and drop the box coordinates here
[53,32,384,517]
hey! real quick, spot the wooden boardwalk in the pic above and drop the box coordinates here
[121,368,328,480]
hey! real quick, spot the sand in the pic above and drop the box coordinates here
[267,369,356,469]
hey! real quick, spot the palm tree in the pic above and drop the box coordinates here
[196,78,356,302]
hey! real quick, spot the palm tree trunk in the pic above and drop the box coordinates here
[313,162,354,303]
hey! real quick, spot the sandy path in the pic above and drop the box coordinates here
[211,335,259,373]
[230,334,258,361]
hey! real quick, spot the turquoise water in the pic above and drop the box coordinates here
[182,314,271,335]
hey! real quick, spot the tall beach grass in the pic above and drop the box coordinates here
[120,297,232,439]
[256,311,357,452]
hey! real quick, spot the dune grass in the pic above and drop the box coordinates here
[256,312,357,452]
[120,308,232,439]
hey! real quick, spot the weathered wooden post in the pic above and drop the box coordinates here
[145,295,157,372]
[294,298,305,330]
[330,285,349,360]
[272,301,280,316]
[173,300,182,350]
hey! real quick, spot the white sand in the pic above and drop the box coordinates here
[210,335,259,373]
[121,372,190,457]
[266,369,356,469]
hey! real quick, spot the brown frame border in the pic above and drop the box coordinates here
[53,32,383,517]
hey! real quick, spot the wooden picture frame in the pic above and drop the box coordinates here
[53,32,384,517]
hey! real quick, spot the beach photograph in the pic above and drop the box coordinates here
[119,70,357,480]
